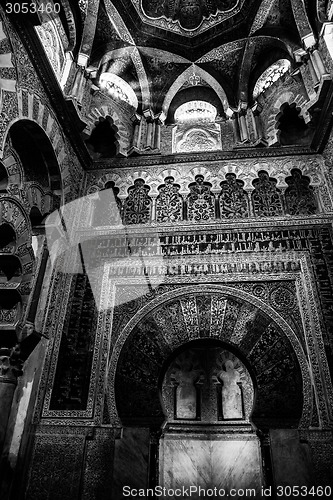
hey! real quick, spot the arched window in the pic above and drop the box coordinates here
[99,73,138,109]
[253,59,291,99]
[9,120,61,191]
[173,100,221,153]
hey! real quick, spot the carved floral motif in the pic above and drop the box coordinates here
[122,179,152,224]
[187,175,215,221]
[285,169,318,215]
[156,177,183,222]
[219,173,249,218]
[251,170,283,217]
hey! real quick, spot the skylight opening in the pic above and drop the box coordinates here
[174,100,217,123]
[253,59,291,99]
[99,72,138,109]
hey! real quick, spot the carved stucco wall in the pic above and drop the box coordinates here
[83,155,333,221]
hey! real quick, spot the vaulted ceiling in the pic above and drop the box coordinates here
[82,0,310,110]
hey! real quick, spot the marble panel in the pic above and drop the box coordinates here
[270,429,313,487]
[112,427,150,500]
[159,433,263,499]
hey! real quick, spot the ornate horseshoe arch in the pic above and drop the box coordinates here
[107,284,313,429]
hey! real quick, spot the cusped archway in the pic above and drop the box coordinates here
[111,286,310,430]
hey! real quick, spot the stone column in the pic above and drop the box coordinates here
[238,112,249,142]
[151,196,157,222]
[0,347,22,455]
[231,113,241,142]
[307,55,320,85]
[248,190,255,217]
[60,51,74,90]
[146,120,154,149]
[251,103,267,145]
[153,112,166,151]
[131,114,143,150]
[71,66,86,102]
[311,48,328,78]
[154,119,161,150]
[143,109,155,149]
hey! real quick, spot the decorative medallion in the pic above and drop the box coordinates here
[128,0,244,35]
[270,286,296,312]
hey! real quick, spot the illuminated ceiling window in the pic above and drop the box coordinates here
[253,59,291,99]
[174,100,217,123]
[99,73,138,109]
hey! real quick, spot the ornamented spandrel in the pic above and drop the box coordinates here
[187,175,215,222]
[285,169,318,215]
[156,177,183,223]
[219,173,249,218]
[123,179,152,224]
[251,170,284,217]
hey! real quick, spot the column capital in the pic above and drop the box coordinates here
[320,21,333,37]
[77,52,89,68]
[154,111,166,125]
[238,100,248,114]
[143,108,154,121]
[293,47,307,63]
[251,102,263,115]
[130,112,143,124]
[302,33,316,50]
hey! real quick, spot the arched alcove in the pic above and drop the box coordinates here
[86,116,118,158]
[276,103,314,145]
[114,291,305,429]
[160,340,255,424]
[9,120,61,191]
[0,255,22,283]
[113,288,307,496]
[0,223,16,253]
[0,162,8,192]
